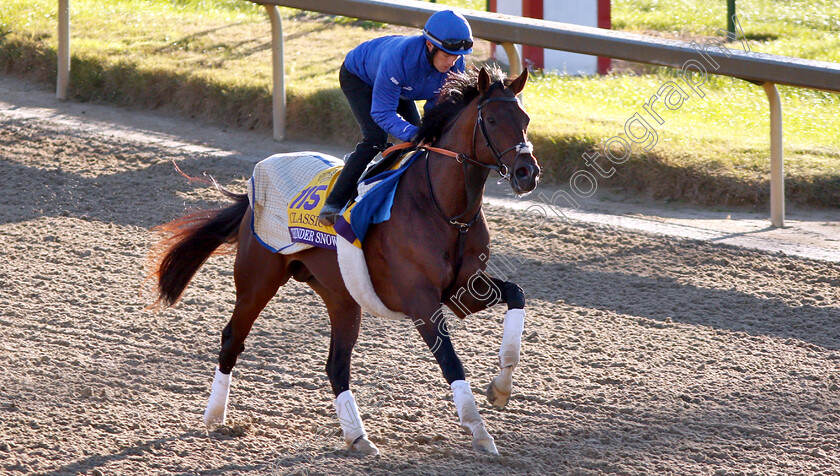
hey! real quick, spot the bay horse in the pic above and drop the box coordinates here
[150,66,540,455]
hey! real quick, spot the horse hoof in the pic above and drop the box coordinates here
[203,407,226,427]
[349,436,380,456]
[486,380,511,409]
[471,426,499,455]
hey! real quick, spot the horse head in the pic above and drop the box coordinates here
[474,67,541,195]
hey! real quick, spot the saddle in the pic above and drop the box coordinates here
[285,146,422,251]
[358,143,413,185]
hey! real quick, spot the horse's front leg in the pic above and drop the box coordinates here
[487,278,525,409]
[445,274,526,409]
[407,289,498,454]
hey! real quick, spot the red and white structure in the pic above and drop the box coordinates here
[489,0,611,75]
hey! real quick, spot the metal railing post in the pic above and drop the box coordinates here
[264,5,286,141]
[500,42,522,78]
[762,82,784,228]
[500,42,524,102]
[57,0,70,99]
[727,0,736,39]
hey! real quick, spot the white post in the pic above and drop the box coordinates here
[264,5,286,141]
[501,42,524,104]
[57,0,70,99]
[762,82,784,228]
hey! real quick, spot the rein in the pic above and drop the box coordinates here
[423,149,482,230]
[379,142,481,229]
[380,94,533,184]
[376,141,480,299]
[424,147,481,300]
[419,94,532,230]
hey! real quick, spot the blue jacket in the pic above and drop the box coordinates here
[344,35,465,142]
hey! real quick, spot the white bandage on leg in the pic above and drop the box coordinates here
[203,367,231,426]
[450,380,483,433]
[334,390,367,445]
[499,309,525,369]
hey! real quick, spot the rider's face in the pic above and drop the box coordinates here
[428,42,459,73]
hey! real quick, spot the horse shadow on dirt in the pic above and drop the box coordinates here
[492,249,840,351]
[464,405,828,474]
[40,430,268,476]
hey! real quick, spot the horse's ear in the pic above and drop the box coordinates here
[509,68,529,95]
[478,67,491,94]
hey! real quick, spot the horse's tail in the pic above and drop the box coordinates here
[149,192,249,308]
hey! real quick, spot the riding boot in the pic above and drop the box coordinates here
[318,142,380,226]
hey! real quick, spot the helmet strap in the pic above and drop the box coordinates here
[425,42,438,67]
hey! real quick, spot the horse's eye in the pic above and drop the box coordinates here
[487,116,496,125]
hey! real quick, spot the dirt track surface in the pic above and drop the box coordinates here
[2,100,840,475]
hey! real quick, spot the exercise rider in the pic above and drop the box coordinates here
[318,9,474,226]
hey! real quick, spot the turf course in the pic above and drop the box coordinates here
[1,0,837,206]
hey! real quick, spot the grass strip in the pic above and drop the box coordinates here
[1,0,838,207]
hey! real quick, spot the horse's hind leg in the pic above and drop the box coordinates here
[205,210,290,427]
[300,251,378,455]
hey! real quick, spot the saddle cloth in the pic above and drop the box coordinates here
[334,149,422,248]
[248,149,419,320]
[247,151,343,254]
[247,149,421,254]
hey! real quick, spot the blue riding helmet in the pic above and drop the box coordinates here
[422,10,473,56]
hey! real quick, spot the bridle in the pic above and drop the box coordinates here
[417,95,533,183]
[379,89,534,232]
[414,91,533,230]
[471,95,534,183]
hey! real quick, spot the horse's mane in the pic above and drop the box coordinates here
[414,65,510,144]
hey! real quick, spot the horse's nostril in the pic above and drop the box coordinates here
[515,167,530,180]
